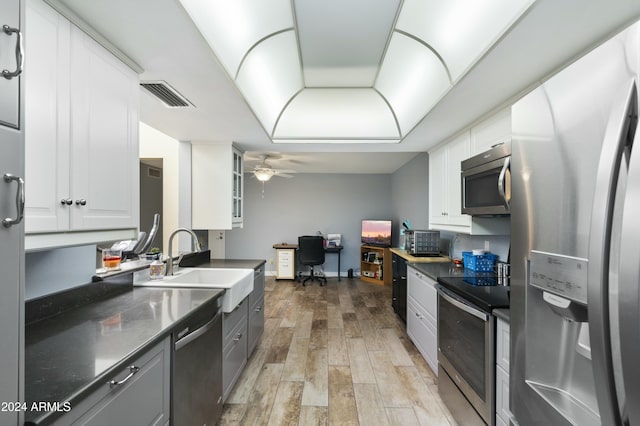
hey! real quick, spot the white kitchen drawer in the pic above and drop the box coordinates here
[497,317,510,370]
[407,267,437,324]
[407,299,438,375]
[496,412,509,426]
[496,363,511,426]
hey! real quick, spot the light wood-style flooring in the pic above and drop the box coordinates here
[219,276,457,425]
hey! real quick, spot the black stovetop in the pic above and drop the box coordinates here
[437,274,510,313]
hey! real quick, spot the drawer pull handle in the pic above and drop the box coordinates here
[255,306,262,312]
[109,365,139,388]
[232,332,243,342]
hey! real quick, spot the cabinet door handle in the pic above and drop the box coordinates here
[2,173,24,228]
[232,332,243,342]
[60,198,73,206]
[2,25,23,80]
[255,306,262,312]
[108,365,140,388]
[75,199,87,206]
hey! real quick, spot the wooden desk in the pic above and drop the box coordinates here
[273,243,344,281]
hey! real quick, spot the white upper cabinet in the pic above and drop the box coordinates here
[24,0,139,237]
[192,143,244,230]
[429,131,471,231]
[429,110,511,235]
[69,26,139,231]
[470,107,511,156]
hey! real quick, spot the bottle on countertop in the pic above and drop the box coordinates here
[149,257,165,280]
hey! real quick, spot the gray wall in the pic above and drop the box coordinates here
[225,173,393,276]
[390,153,428,246]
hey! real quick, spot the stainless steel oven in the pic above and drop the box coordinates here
[461,142,511,216]
[437,285,495,426]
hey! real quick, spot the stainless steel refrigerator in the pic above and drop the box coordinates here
[511,20,640,426]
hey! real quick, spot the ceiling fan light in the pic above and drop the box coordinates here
[254,169,274,181]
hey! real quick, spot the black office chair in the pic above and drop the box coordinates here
[298,236,327,286]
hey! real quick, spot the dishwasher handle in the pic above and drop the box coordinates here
[175,310,221,351]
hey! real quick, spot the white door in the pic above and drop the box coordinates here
[0,1,24,424]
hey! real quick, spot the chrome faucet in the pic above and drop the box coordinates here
[166,228,202,276]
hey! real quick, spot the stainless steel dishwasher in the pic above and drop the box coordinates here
[173,299,223,426]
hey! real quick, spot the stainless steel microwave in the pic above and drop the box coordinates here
[461,142,511,215]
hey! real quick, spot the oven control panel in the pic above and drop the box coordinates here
[529,250,588,305]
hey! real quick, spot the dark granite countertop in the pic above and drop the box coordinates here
[493,308,510,323]
[408,261,510,313]
[24,284,224,425]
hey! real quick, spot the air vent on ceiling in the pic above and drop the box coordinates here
[140,80,193,108]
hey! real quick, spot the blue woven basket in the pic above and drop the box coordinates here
[462,251,498,272]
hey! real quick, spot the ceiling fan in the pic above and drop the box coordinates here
[250,154,296,182]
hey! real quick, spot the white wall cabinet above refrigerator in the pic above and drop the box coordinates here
[24,0,139,247]
[191,143,243,230]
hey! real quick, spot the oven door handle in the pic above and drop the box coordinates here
[439,289,488,321]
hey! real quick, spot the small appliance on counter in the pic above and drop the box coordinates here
[405,230,440,256]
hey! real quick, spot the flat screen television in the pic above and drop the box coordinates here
[361,220,392,247]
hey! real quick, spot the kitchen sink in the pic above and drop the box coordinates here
[135,268,254,313]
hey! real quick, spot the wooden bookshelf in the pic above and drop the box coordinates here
[360,245,392,285]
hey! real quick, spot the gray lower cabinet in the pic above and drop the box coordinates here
[53,338,171,426]
[222,264,266,401]
[222,297,248,401]
[248,265,265,356]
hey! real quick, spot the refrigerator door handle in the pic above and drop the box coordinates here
[618,101,640,426]
[587,78,637,426]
